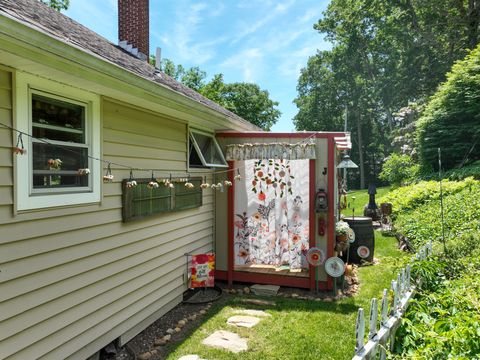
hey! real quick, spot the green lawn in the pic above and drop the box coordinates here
[166,231,406,360]
[342,186,391,217]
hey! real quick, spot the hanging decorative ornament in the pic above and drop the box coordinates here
[126,169,137,188]
[147,170,158,189]
[324,257,345,278]
[357,246,370,259]
[184,175,194,189]
[200,176,210,189]
[306,247,325,267]
[12,133,27,155]
[234,169,242,181]
[77,168,90,176]
[48,158,63,170]
[210,184,217,190]
[223,180,232,187]
[347,228,355,243]
[102,162,114,182]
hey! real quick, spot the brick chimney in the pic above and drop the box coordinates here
[118,0,149,61]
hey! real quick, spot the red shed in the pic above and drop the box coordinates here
[214,131,352,290]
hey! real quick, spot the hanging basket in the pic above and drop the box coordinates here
[335,240,349,253]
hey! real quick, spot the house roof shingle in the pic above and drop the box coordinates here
[0,0,256,128]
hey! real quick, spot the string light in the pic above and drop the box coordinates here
[13,133,26,155]
[103,162,114,183]
[147,170,159,189]
[126,169,137,188]
[0,121,322,190]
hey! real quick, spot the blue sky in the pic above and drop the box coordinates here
[65,0,331,131]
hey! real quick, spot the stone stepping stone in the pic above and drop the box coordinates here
[234,309,271,317]
[202,330,248,353]
[178,355,205,360]
[227,315,261,328]
[241,298,276,306]
[250,284,280,296]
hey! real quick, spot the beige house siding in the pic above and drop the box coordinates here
[0,71,216,360]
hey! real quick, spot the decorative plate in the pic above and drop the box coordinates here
[347,228,355,243]
[357,246,370,259]
[306,247,325,267]
[324,257,345,278]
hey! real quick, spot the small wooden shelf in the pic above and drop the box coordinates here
[33,122,83,134]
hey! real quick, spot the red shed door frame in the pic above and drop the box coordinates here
[218,132,343,290]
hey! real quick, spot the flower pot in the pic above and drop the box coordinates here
[336,234,348,242]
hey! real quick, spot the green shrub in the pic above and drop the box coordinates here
[417,44,480,171]
[380,177,477,215]
[379,154,420,187]
[416,162,480,182]
[392,263,480,359]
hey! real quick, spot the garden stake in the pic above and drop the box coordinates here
[438,148,447,256]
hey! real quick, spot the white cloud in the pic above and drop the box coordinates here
[151,1,230,65]
[231,0,296,43]
[220,48,264,82]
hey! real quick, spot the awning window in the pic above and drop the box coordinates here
[189,130,228,168]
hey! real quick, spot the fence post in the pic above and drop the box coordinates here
[355,308,365,353]
[368,298,379,358]
[391,280,398,315]
[406,264,411,290]
[379,289,389,360]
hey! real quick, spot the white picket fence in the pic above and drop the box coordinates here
[352,242,433,360]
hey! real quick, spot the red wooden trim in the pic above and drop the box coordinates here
[227,161,235,288]
[309,159,316,291]
[327,138,336,290]
[215,270,329,290]
[216,131,346,139]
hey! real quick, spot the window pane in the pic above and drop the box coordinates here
[32,142,88,188]
[32,94,85,143]
[190,132,226,167]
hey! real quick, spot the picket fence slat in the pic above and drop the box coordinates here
[352,242,432,360]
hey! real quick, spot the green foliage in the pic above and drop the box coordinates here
[417,44,480,171]
[40,0,69,11]
[383,178,480,358]
[380,177,477,214]
[392,259,480,359]
[219,83,281,131]
[295,0,479,189]
[156,58,280,130]
[379,154,419,186]
[416,162,480,181]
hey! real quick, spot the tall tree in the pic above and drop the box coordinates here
[156,58,281,130]
[294,0,479,188]
[40,0,69,11]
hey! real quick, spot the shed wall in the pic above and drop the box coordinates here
[0,69,215,360]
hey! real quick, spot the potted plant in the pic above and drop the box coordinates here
[335,221,350,252]
[335,221,349,242]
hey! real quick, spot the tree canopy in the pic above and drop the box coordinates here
[417,44,480,170]
[156,59,281,130]
[294,0,479,188]
[40,0,69,11]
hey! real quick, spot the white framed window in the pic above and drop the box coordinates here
[188,129,227,168]
[14,72,101,211]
